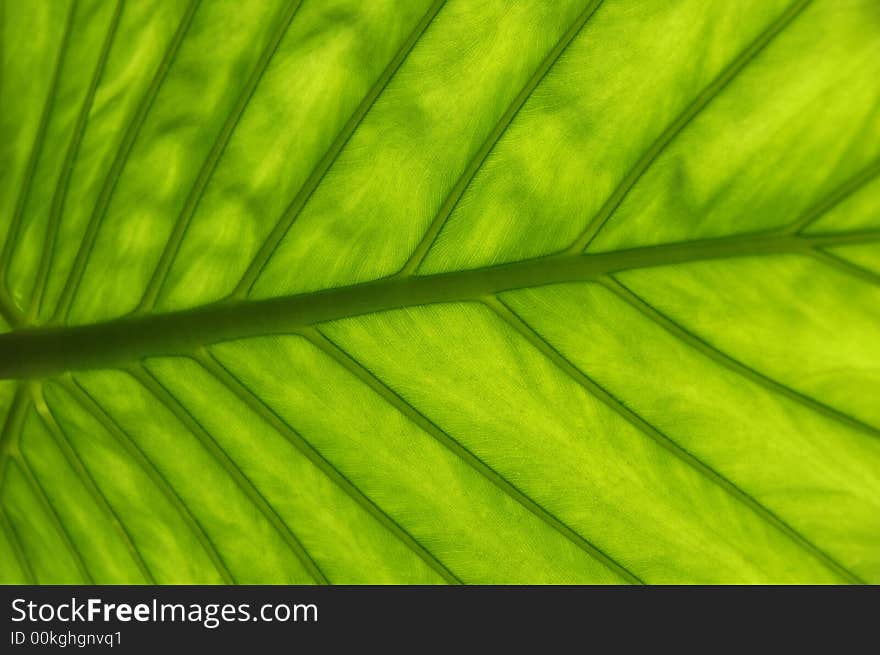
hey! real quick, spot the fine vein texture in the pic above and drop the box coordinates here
[0,0,878,584]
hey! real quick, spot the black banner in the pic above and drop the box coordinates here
[1,585,875,651]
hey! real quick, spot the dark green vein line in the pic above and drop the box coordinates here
[304,327,641,585]
[566,0,813,253]
[12,455,95,584]
[810,247,880,286]
[0,505,35,584]
[397,0,605,276]
[786,157,880,234]
[0,0,77,306]
[137,0,303,312]
[61,377,235,584]
[485,295,864,584]
[0,285,23,328]
[602,275,880,440]
[0,388,25,578]
[0,385,26,480]
[194,349,462,585]
[131,364,328,584]
[233,0,447,298]
[33,384,156,583]
[5,229,879,380]
[29,0,125,321]
[52,0,201,323]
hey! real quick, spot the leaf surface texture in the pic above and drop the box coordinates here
[1,0,879,584]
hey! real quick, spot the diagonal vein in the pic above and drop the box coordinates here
[808,248,880,288]
[61,377,236,583]
[233,0,447,298]
[786,157,880,234]
[0,505,35,584]
[0,287,22,328]
[0,388,35,583]
[193,348,461,585]
[11,455,95,583]
[602,275,880,439]
[397,0,605,276]
[137,0,304,312]
[32,383,156,583]
[566,0,813,253]
[0,386,26,482]
[304,326,641,584]
[52,0,202,323]
[484,294,864,584]
[29,0,125,322]
[130,364,328,584]
[0,0,77,307]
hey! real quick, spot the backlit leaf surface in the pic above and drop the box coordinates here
[1,0,879,584]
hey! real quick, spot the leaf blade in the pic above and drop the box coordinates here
[1,0,878,584]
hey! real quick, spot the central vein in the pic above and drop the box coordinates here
[0,229,874,379]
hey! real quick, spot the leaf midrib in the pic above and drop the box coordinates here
[1,227,877,380]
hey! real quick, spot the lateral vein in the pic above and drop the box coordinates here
[33,383,156,583]
[484,295,864,584]
[12,454,95,583]
[305,327,641,584]
[807,248,880,288]
[138,0,304,312]
[52,0,202,323]
[0,505,36,583]
[786,157,880,234]
[397,0,605,276]
[602,275,880,439]
[130,364,329,584]
[194,349,462,585]
[61,378,236,584]
[29,0,125,321]
[0,0,77,307]
[234,0,448,298]
[566,0,813,252]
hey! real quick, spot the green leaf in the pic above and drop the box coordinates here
[1,0,878,584]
